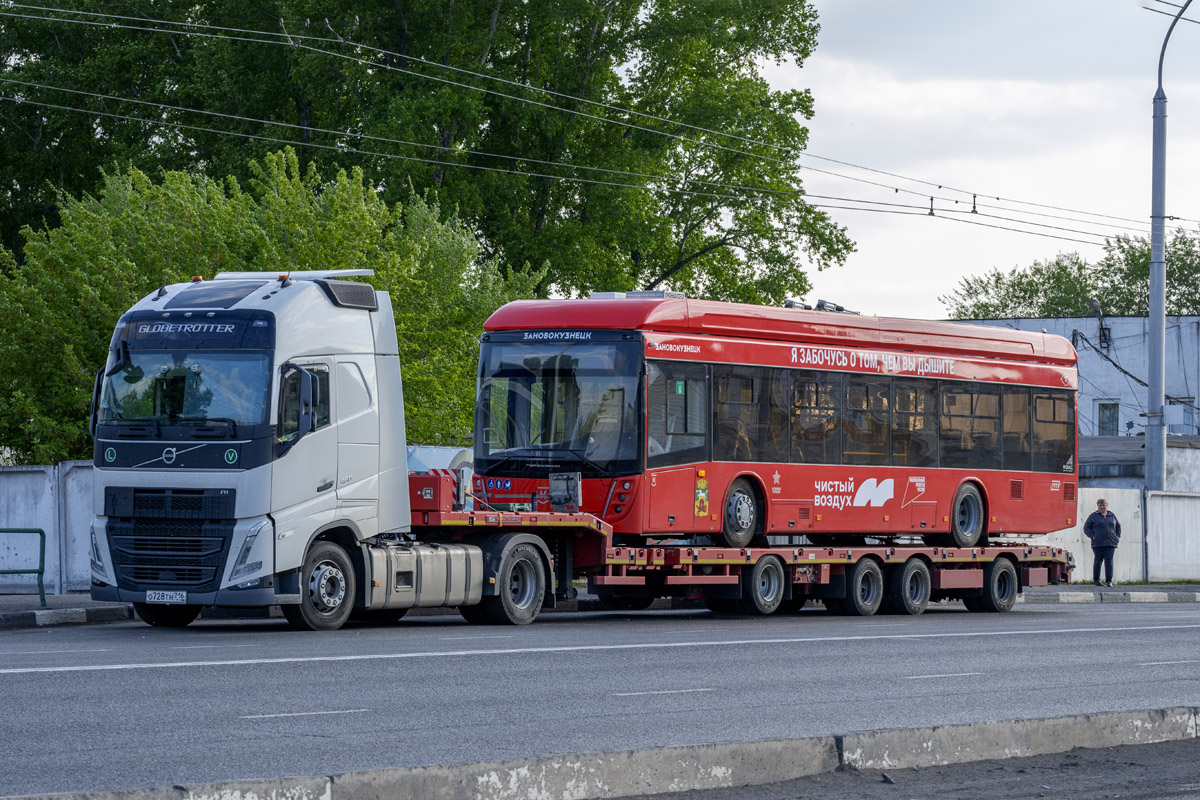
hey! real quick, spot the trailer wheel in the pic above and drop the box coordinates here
[885,559,931,616]
[595,590,655,611]
[978,558,1018,613]
[133,603,201,628]
[721,478,759,548]
[480,543,544,625]
[844,558,884,616]
[282,541,357,631]
[740,555,786,615]
[949,483,985,547]
[349,608,408,625]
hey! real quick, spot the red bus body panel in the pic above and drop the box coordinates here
[481,298,1079,539]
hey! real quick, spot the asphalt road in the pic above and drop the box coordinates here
[2,602,1199,797]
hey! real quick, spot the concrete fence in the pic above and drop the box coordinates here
[2,463,1198,595]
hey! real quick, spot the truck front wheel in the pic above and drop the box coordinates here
[134,603,201,628]
[480,543,545,625]
[282,541,357,631]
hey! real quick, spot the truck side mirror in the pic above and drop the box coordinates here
[278,364,315,450]
[90,368,103,440]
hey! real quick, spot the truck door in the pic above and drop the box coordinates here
[272,361,338,555]
[335,358,380,530]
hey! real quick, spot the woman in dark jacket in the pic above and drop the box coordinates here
[1084,499,1121,586]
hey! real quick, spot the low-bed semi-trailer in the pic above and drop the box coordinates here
[88,273,1072,630]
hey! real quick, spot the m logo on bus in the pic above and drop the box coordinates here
[853,478,894,507]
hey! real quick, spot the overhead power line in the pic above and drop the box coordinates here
[6,2,1197,231]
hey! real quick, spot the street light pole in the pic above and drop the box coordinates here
[1147,0,1193,491]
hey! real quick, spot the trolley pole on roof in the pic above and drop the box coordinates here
[1146,0,1192,491]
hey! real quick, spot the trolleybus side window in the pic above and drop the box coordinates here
[893,379,938,467]
[1033,390,1075,473]
[714,365,762,462]
[791,372,842,465]
[646,360,708,467]
[1003,387,1033,472]
[939,383,1002,470]
[843,377,891,466]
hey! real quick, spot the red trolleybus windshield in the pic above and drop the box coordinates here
[475,338,642,477]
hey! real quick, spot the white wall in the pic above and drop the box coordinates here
[0,462,92,594]
[1145,491,1200,581]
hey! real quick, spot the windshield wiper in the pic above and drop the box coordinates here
[108,416,161,436]
[178,417,240,438]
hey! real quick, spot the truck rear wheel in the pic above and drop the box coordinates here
[134,603,201,628]
[282,541,357,631]
[885,558,931,616]
[740,555,785,615]
[978,558,1018,612]
[479,543,544,625]
[844,558,884,616]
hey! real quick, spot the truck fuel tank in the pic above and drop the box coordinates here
[366,542,483,609]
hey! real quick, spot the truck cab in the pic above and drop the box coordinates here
[88,270,413,628]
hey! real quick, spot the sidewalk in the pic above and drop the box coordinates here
[3,583,1198,631]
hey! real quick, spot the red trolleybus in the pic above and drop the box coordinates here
[473,294,1077,554]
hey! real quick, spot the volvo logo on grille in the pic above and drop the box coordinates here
[162,447,177,464]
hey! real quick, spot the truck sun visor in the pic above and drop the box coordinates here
[164,281,269,309]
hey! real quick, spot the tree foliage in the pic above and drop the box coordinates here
[940,231,1200,319]
[0,0,851,302]
[0,149,537,464]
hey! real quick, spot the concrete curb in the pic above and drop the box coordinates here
[1017,590,1200,605]
[0,606,132,629]
[9,708,1199,800]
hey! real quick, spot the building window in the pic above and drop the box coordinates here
[1097,401,1119,437]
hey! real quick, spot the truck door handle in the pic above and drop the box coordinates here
[317,481,334,492]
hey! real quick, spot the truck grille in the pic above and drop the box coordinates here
[105,487,236,593]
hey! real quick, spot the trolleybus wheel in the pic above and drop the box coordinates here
[479,543,545,625]
[949,483,986,548]
[282,541,358,631]
[978,558,1018,613]
[844,558,884,617]
[721,478,760,548]
[885,558,931,616]
[133,603,201,628]
[349,608,408,624]
[740,555,786,615]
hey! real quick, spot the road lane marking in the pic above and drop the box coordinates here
[439,635,516,641]
[170,644,262,650]
[613,688,714,697]
[240,709,368,720]
[4,623,1200,676]
[0,649,112,657]
[904,672,984,680]
[1137,659,1200,666]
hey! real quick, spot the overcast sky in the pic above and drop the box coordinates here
[762,0,1200,320]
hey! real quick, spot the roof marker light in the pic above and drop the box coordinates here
[191,276,203,282]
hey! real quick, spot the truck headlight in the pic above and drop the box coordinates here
[90,523,108,579]
[230,520,270,581]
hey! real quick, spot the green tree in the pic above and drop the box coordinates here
[940,231,1200,319]
[1,0,852,301]
[0,149,536,464]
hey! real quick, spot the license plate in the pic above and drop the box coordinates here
[145,590,187,604]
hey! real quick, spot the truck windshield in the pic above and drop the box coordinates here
[475,340,642,476]
[98,350,271,429]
